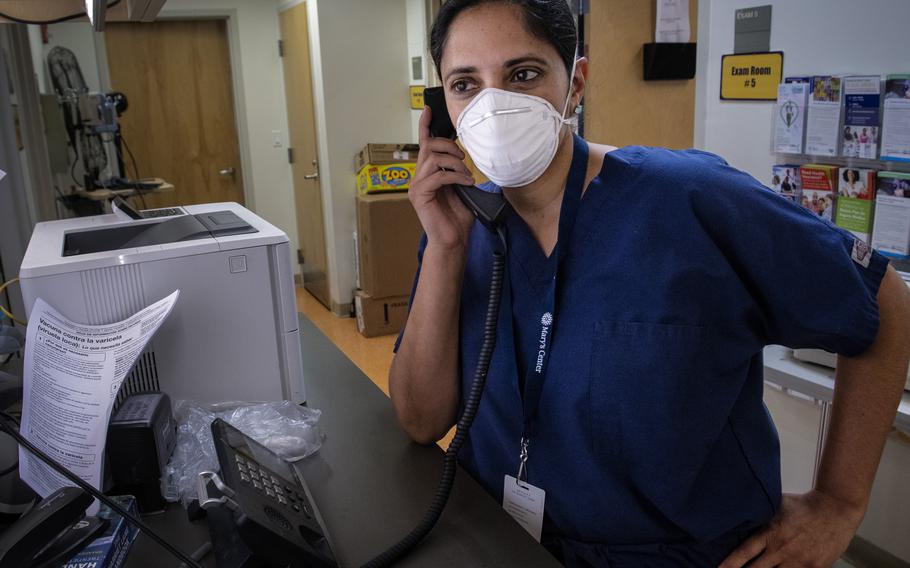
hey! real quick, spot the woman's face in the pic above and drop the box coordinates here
[439,3,586,127]
[848,170,856,183]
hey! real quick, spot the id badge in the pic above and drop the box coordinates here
[502,475,546,542]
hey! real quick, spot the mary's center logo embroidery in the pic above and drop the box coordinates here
[541,312,553,326]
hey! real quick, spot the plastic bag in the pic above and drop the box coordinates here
[162,400,323,506]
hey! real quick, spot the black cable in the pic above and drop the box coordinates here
[0,411,203,568]
[362,246,507,568]
[119,134,148,209]
[121,134,140,180]
[0,0,121,25]
[69,154,83,189]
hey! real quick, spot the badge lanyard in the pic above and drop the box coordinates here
[515,134,588,485]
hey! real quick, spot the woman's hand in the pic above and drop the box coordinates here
[410,106,476,252]
[720,490,864,568]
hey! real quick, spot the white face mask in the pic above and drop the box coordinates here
[456,59,577,188]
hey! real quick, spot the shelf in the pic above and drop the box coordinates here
[763,345,910,434]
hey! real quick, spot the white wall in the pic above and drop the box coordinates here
[33,22,104,93]
[695,0,910,182]
[406,0,427,142]
[306,0,412,311]
[159,0,299,266]
[695,0,910,560]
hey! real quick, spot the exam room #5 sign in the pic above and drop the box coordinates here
[720,52,784,100]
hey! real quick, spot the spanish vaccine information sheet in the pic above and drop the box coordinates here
[19,290,179,513]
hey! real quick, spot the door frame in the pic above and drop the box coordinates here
[119,8,255,209]
[278,0,347,315]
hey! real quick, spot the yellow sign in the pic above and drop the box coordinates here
[720,52,784,100]
[409,86,425,110]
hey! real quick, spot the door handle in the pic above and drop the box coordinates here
[219,167,235,176]
[303,160,319,180]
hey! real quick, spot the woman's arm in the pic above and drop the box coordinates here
[389,107,476,445]
[722,265,910,568]
[390,245,466,444]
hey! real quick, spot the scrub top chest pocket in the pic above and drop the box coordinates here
[588,320,707,464]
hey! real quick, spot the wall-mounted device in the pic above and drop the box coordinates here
[18,203,305,405]
[642,42,697,81]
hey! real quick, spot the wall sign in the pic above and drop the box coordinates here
[720,51,783,101]
[409,86,425,110]
[734,5,772,54]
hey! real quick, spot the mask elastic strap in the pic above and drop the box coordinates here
[560,48,580,121]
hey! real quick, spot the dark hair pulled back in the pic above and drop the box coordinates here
[429,0,577,79]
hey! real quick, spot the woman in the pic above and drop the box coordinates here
[841,169,867,199]
[390,1,910,566]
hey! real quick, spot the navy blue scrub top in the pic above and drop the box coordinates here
[395,135,888,563]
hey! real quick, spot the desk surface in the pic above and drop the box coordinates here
[126,315,557,567]
[293,314,558,567]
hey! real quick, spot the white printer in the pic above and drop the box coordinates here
[18,203,305,404]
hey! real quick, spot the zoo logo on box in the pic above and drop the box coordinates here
[382,166,411,187]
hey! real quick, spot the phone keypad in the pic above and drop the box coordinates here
[233,452,310,517]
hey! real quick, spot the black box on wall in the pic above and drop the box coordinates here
[643,42,697,80]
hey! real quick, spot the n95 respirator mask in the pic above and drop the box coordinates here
[455,64,577,188]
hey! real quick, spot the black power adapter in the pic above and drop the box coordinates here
[106,392,176,513]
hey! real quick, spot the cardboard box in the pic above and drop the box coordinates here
[356,193,423,298]
[355,290,409,338]
[63,495,140,568]
[357,162,417,195]
[355,143,419,173]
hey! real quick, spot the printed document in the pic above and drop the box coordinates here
[19,291,179,513]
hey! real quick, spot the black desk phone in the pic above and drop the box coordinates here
[198,418,337,568]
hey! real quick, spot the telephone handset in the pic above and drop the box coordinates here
[423,87,506,232]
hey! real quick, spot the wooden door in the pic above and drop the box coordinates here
[105,20,244,208]
[585,0,698,149]
[280,3,330,308]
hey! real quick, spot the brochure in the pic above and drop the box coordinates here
[774,83,808,154]
[835,168,876,242]
[872,171,910,264]
[771,165,801,201]
[881,75,910,162]
[805,76,843,157]
[799,164,838,221]
[841,75,882,159]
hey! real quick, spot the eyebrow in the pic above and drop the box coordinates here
[443,55,551,82]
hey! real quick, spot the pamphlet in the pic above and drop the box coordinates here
[881,75,910,162]
[771,165,801,201]
[655,0,690,43]
[805,76,843,157]
[799,164,838,221]
[774,83,808,154]
[835,168,876,242]
[19,291,179,514]
[872,172,910,266]
[841,75,882,159]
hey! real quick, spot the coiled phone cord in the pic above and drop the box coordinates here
[362,246,506,568]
